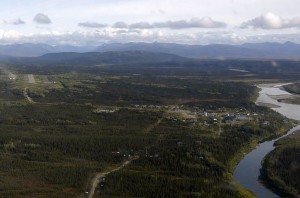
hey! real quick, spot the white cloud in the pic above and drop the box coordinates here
[1,0,300,45]
[0,30,23,43]
[4,18,26,25]
[153,17,227,29]
[33,13,52,24]
[112,17,226,29]
[113,22,129,29]
[78,22,107,28]
[130,22,153,29]
[241,12,300,29]
[283,17,300,28]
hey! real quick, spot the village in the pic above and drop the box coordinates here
[93,103,277,167]
[130,104,270,128]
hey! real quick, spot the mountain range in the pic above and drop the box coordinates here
[29,51,186,65]
[94,42,300,59]
[0,43,94,57]
[0,42,300,59]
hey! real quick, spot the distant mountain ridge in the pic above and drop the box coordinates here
[0,43,93,57]
[14,51,188,65]
[94,42,300,59]
[0,42,300,59]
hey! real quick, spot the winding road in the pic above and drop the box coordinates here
[86,156,139,198]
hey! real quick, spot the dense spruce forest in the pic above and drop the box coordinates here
[0,55,299,197]
[261,131,300,197]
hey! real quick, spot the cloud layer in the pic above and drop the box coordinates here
[4,28,300,46]
[1,10,300,45]
[0,28,245,45]
[241,12,300,29]
[151,17,227,29]
[33,13,52,24]
[79,17,227,30]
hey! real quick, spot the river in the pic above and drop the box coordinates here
[233,84,300,198]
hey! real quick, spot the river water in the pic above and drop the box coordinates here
[233,84,300,198]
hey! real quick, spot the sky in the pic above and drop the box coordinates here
[1,0,300,45]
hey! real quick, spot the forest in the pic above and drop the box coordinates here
[261,131,300,197]
[0,58,297,197]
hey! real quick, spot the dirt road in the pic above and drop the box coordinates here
[23,88,36,103]
[87,156,138,198]
[28,74,36,84]
[144,118,162,133]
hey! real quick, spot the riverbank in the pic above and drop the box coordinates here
[229,117,294,197]
[258,83,300,197]
[233,124,297,198]
[229,124,292,174]
[256,102,280,108]
[280,83,300,105]
[230,139,275,198]
[233,83,300,197]
[260,128,300,197]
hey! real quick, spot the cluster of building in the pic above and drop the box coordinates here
[164,105,266,128]
[132,104,169,109]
